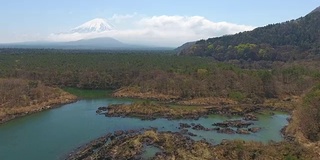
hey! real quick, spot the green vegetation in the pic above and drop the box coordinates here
[228,91,246,102]
[62,87,112,98]
[0,48,320,156]
[168,104,200,110]
[1,7,320,159]
[0,78,76,123]
[0,48,319,104]
[298,84,320,141]
[179,11,320,61]
[303,84,320,104]
[234,43,257,54]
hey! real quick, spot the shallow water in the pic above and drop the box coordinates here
[0,99,289,160]
[142,145,162,159]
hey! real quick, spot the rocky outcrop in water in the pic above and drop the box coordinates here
[243,113,258,121]
[192,124,211,131]
[66,130,217,160]
[249,127,262,133]
[213,120,254,128]
[217,128,236,134]
[179,123,191,129]
[99,102,209,120]
[236,128,250,134]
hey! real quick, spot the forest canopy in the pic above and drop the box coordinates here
[178,11,320,61]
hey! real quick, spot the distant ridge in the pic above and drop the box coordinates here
[65,37,125,47]
[0,37,163,50]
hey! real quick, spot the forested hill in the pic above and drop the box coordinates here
[311,6,320,13]
[178,7,320,61]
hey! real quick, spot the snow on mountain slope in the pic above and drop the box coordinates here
[70,18,114,33]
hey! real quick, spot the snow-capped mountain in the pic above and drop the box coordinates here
[70,18,114,33]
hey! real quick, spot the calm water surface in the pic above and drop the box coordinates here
[0,98,289,160]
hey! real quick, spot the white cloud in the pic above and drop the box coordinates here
[109,13,138,22]
[48,15,255,47]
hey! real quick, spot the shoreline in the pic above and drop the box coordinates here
[0,89,302,157]
[0,92,77,125]
[66,127,315,159]
[98,101,291,121]
[112,88,296,111]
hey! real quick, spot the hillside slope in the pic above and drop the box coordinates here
[178,8,320,61]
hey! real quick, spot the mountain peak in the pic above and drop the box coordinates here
[71,18,114,33]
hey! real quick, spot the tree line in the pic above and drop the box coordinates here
[0,49,319,103]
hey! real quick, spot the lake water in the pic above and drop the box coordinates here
[0,98,289,160]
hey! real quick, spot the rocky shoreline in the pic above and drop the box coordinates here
[95,101,291,136]
[177,120,262,135]
[96,101,286,121]
[66,129,216,160]
[0,91,77,124]
[97,102,209,120]
[112,88,296,111]
[64,94,312,159]
[66,128,314,160]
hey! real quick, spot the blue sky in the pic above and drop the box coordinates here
[1,0,319,46]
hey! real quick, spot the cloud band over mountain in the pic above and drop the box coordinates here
[48,14,255,47]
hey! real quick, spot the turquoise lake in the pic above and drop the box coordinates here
[0,98,289,160]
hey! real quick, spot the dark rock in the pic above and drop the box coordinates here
[179,123,191,129]
[187,132,197,137]
[243,113,258,121]
[284,135,295,142]
[114,130,124,137]
[217,128,235,134]
[91,140,105,149]
[180,129,188,134]
[127,129,137,134]
[143,137,153,144]
[213,120,253,128]
[141,116,156,121]
[154,152,169,159]
[193,116,200,120]
[248,127,261,133]
[96,110,102,114]
[286,117,292,122]
[149,127,158,131]
[212,127,220,131]
[236,128,250,134]
[192,124,210,131]
[283,98,291,101]
[98,106,108,111]
[213,122,229,128]
[220,139,229,145]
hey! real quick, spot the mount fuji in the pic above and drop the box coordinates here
[70,18,114,33]
[0,18,173,50]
